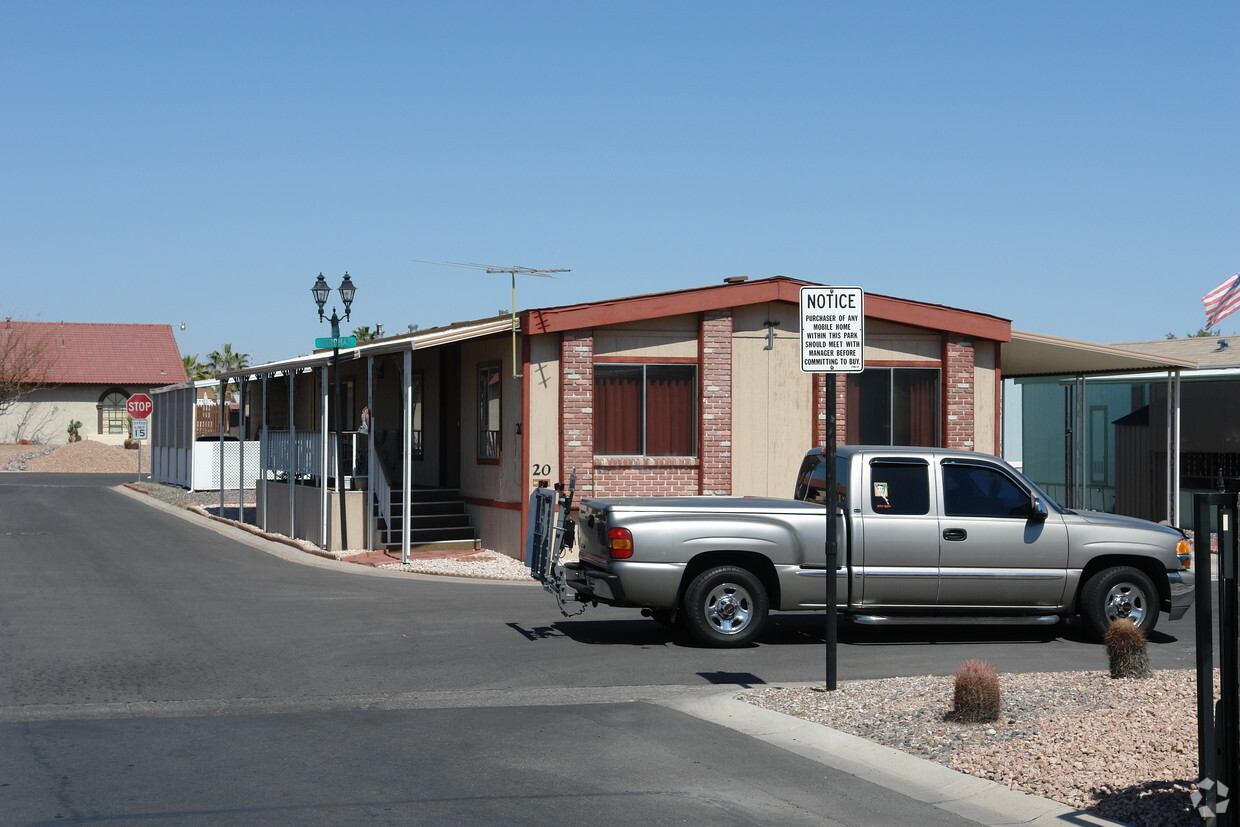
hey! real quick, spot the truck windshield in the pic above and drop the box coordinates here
[794,453,847,505]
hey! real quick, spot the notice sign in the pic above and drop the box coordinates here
[800,286,865,373]
[131,418,149,440]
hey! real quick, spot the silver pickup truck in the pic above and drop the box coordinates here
[538,446,1194,647]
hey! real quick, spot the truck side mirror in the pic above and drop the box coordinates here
[1030,498,1049,522]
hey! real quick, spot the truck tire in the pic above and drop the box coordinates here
[682,566,769,648]
[1080,566,1159,641]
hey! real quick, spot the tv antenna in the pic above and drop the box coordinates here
[412,260,571,377]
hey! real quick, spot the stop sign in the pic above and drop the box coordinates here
[126,393,154,419]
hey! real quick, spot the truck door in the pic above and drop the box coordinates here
[859,458,940,606]
[936,459,1069,608]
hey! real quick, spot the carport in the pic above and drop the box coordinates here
[1001,331,1197,523]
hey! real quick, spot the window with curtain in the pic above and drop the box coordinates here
[846,368,939,446]
[595,364,696,457]
[477,363,501,461]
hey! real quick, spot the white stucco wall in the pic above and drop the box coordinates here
[0,385,148,445]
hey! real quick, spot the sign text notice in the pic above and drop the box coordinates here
[799,286,865,373]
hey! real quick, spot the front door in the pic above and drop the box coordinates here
[936,459,1069,608]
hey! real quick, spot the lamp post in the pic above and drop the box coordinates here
[311,272,357,551]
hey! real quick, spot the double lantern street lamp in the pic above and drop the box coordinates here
[311,272,357,551]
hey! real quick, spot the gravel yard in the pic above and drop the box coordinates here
[745,670,1212,827]
[3,440,1217,825]
[0,439,149,472]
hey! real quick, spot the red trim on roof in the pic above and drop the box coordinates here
[0,321,188,385]
[521,276,1010,342]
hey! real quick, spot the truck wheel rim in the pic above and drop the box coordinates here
[1104,582,1147,625]
[704,583,752,635]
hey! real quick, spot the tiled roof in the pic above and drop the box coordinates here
[1,320,189,385]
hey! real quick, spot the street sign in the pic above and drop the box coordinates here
[131,418,148,440]
[315,335,358,349]
[799,286,865,373]
[126,393,154,419]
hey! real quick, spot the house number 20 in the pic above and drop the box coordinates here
[531,463,551,476]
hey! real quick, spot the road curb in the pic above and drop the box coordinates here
[658,689,1129,827]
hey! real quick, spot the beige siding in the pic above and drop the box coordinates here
[864,319,941,363]
[973,341,997,453]
[595,315,697,359]
[731,302,812,497]
[527,333,561,488]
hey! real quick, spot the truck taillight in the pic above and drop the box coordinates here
[607,527,634,559]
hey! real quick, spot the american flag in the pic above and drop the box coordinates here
[1203,273,1240,328]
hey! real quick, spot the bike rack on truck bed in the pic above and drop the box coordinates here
[525,474,584,616]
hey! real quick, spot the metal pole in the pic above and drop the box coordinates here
[1172,370,1182,525]
[366,354,374,552]
[825,372,838,691]
[289,370,296,536]
[219,378,226,517]
[333,339,348,551]
[320,365,328,548]
[402,348,413,564]
[261,374,268,531]
[238,375,246,522]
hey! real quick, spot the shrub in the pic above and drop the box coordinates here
[1104,618,1151,679]
[947,659,1001,723]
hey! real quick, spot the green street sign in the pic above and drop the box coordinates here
[315,335,358,349]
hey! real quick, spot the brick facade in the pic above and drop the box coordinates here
[560,314,986,502]
[560,329,595,495]
[558,312,736,499]
[944,334,975,450]
[813,373,847,447]
[699,309,732,495]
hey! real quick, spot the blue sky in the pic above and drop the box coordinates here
[2,1,1236,365]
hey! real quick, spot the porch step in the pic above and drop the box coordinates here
[374,487,478,550]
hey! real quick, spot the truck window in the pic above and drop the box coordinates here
[942,463,1032,518]
[794,454,848,505]
[868,461,929,515]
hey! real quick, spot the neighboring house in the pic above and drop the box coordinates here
[0,320,188,445]
[203,276,1015,557]
[1012,335,1237,523]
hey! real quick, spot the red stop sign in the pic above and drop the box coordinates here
[126,393,154,419]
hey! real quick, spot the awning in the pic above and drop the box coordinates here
[1002,330,1197,378]
[215,317,513,381]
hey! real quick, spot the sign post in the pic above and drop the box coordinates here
[126,394,153,482]
[800,285,864,691]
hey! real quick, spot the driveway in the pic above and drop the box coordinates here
[1,473,1192,824]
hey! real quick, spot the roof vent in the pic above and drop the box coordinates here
[1217,339,1230,351]
[723,275,748,284]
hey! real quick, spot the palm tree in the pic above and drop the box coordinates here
[352,325,376,342]
[182,354,212,381]
[207,343,251,375]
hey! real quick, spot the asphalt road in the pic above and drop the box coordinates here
[0,473,1203,825]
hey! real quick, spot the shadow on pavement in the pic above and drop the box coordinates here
[514,612,1183,649]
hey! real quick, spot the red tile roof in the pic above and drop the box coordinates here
[1,321,188,385]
